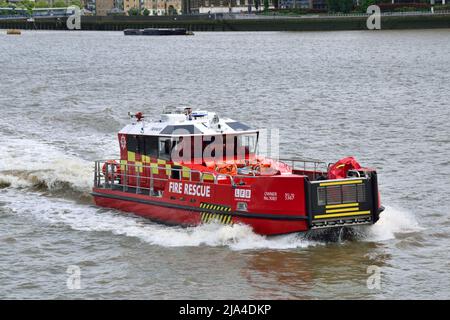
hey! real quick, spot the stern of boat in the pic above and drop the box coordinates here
[306,171,384,230]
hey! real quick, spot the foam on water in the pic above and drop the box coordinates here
[363,205,423,242]
[1,189,316,250]
[0,134,422,250]
[0,185,421,251]
[0,135,92,196]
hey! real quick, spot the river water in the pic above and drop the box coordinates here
[0,30,449,299]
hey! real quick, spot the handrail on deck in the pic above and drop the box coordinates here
[93,157,331,195]
[94,160,238,194]
[278,157,328,180]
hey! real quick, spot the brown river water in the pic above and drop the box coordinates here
[0,29,449,299]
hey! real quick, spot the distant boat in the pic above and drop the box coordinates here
[124,28,194,36]
[6,29,21,35]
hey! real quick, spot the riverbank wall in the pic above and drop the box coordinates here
[1,13,450,32]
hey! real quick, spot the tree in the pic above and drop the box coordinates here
[142,8,150,16]
[327,0,354,13]
[263,0,269,11]
[69,0,82,8]
[339,0,354,12]
[35,1,49,8]
[128,7,140,16]
[168,5,177,15]
[360,0,376,11]
[53,0,67,7]
[17,0,34,15]
[326,0,340,12]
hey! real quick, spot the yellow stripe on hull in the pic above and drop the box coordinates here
[314,211,371,219]
[319,180,363,187]
[326,207,361,214]
[325,203,359,209]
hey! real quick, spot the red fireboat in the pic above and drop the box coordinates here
[92,108,384,236]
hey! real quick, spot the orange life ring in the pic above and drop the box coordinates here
[215,163,237,175]
[102,160,120,181]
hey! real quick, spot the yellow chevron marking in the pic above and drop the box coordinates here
[182,166,190,179]
[150,163,158,174]
[314,211,371,219]
[325,203,359,209]
[165,164,171,176]
[319,180,363,187]
[227,216,232,224]
[203,173,215,181]
[127,151,135,162]
[326,207,361,214]
[120,160,127,172]
[135,161,143,173]
[157,159,166,165]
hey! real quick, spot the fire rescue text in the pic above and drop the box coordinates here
[169,182,211,197]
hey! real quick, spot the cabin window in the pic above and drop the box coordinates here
[126,135,138,153]
[126,135,158,158]
[144,136,158,158]
[158,137,172,160]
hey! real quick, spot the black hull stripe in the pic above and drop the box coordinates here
[91,191,308,221]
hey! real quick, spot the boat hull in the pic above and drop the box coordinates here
[123,28,191,36]
[92,188,309,235]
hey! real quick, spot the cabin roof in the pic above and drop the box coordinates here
[119,109,258,137]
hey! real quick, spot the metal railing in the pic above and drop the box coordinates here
[279,158,328,180]
[94,160,239,196]
[94,157,332,196]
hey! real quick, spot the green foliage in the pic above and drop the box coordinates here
[128,7,140,16]
[326,0,340,12]
[326,0,354,13]
[53,0,67,8]
[34,1,49,8]
[359,0,376,11]
[167,5,177,15]
[142,8,150,16]
[69,0,82,8]
[16,0,35,14]
[263,0,269,12]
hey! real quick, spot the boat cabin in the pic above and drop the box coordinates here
[118,108,260,170]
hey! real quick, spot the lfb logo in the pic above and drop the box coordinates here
[235,189,251,199]
[366,5,381,30]
[66,6,81,30]
[120,135,127,150]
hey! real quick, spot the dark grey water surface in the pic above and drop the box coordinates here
[0,30,449,299]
